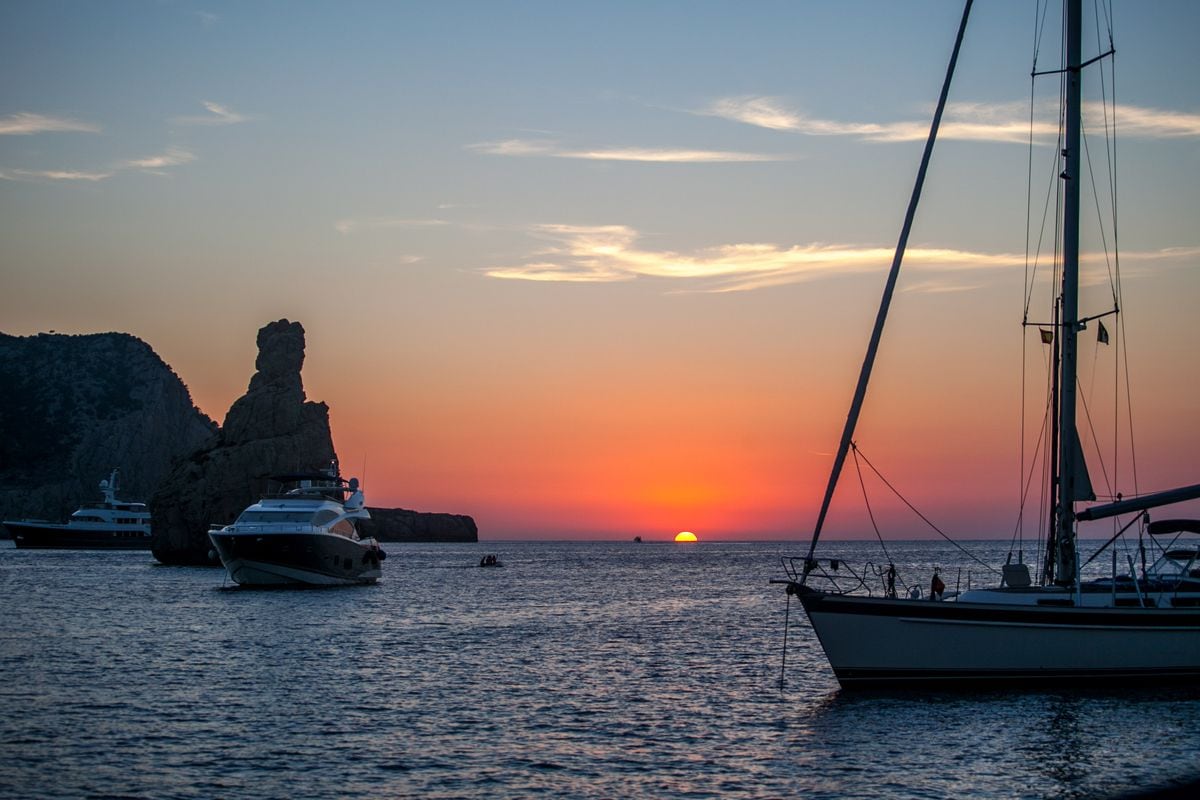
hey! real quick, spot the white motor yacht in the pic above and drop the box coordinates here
[208,465,385,586]
[3,469,152,550]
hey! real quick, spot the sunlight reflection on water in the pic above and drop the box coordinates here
[1,539,1199,798]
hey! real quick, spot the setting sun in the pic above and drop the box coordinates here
[674,531,698,543]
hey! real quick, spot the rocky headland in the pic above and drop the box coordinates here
[0,332,216,525]
[150,319,476,564]
[359,506,478,543]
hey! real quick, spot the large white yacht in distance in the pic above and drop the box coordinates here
[208,464,385,586]
[3,469,152,549]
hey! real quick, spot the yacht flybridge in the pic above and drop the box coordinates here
[777,0,1200,687]
[208,464,386,586]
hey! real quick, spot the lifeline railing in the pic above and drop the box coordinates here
[780,555,896,597]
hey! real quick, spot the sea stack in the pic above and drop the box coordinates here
[150,319,336,564]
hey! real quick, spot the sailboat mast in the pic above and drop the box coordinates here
[1043,298,1062,586]
[802,0,973,569]
[1054,0,1083,588]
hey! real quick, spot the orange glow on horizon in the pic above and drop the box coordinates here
[123,262,1200,543]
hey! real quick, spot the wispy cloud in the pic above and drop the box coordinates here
[1111,245,1200,278]
[484,224,1198,292]
[0,112,100,136]
[471,139,558,157]
[0,168,114,182]
[484,224,1024,292]
[1115,105,1200,138]
[334,217,450,235]
[700,96,1200,144]
[1148,245,1200,260]
[900,279,984,294]
[172,101,250,126]
[704,97,811,132]
[1069,250,1191,287]
[3,146,195,183]
[123,146,196,172]
[699,96,1050,144]
[567,146,782,163]
[467,138,786,163]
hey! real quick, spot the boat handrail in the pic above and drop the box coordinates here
[781,555,874,596]
[261,490,347,501]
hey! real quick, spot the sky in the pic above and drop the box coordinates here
[2,1,1198,541]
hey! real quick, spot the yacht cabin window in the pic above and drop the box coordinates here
[313,510,340,527]
[236,510,316,525]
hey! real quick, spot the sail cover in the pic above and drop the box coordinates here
[1148,519,1200,536]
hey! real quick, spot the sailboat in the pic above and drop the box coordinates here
[779,0,1200,688]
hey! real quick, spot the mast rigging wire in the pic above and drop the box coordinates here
[849,443,999,575]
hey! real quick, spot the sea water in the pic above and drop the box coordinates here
[2,539,1199,799]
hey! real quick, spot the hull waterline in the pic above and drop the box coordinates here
[4,521,153,550]
[797,588,1200,688]
[208,531,382,586]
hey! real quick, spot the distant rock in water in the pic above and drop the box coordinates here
[358,506,478,543]
[150,319,337,564]
[0,331,216,527]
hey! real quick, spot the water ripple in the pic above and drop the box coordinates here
[2,540,1200,798]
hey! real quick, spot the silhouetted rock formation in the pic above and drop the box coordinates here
[358,506,478,543]
[0,332,216,528]
[150,320,337,564]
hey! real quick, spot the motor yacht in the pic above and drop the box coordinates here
[3,469,151,550]
[208,466,385,586]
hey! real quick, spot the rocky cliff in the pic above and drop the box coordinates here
[359,506,478,543]
[0,332,217,526]
[150,320,338,564]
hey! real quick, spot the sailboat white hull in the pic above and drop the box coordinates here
[799,590,1200,687]
[780,0,1200,692]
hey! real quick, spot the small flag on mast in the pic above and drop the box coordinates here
[1040,328,1054,344]
[1098,320,1110,345]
